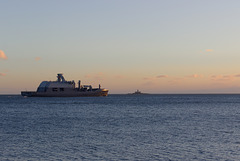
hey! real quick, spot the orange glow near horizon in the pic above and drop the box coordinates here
[1,1,240,94]
[1,71,240,94]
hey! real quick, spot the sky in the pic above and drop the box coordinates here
[1,0,240,94]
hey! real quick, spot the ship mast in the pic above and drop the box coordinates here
[57,73,66,82]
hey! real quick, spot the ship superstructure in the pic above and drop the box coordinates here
[128,89,148,95]
[21,74,108,97]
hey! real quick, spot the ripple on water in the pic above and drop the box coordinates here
[1,95,240,160]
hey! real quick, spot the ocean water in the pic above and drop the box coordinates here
[1,94,240,160]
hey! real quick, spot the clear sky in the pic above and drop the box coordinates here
[1,0,240,94]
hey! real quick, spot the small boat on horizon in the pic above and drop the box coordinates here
[128,90,148,95]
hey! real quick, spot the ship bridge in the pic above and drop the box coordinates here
[37,74,75,92]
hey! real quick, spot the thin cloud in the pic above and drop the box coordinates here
[156,75,168,78]
[144,75,169,80]
[223,75,231,78]
[0,50,7,60]
[210,75,235,81]
[185,74,203,78]
[234,74,240,77]
[206,49,213,52]
[143,77,152,80]
[35,57,41,61]
[0,72,6,76]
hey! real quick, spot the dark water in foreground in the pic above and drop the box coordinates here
[1,94,240,160]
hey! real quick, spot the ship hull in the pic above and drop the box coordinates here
[21,89,108,97]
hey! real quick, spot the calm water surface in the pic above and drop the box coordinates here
[1,94,240,160]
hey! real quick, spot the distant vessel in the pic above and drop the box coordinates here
[21,74,108,97]
[128,90,147,95]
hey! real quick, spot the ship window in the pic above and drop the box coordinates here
[60,88,64,91]
[52,88,58,92]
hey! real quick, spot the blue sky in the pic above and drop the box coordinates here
[1,0,240,94]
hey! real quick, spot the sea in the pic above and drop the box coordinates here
[1,94,240,160]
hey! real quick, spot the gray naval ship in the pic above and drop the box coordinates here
[21,74,108,97]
